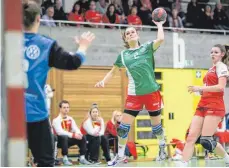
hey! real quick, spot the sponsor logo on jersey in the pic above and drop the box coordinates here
[207,110,214,114]
[153,102,160,107]
[124,52,130,57]
[26,45,40,60]
[126,102,134,107]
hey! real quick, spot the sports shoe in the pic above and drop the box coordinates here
[175,160,188,167]
[225,161,229,167]
[226,161,229,167]
[79,158,91,165]
[63,159,73,166]
[107,155,126,166]
[171,153,182,161]
[224,155,229,167]
[156,144,167,161]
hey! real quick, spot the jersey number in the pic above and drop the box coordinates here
[133,52,139,59]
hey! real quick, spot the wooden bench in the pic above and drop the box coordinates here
[57,146,80,158]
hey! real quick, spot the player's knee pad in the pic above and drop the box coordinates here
[152,123,163,137]
[149,110,161,117]
[200,136,217,152]
[117,123,131,139]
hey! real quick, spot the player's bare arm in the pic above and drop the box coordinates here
[153,21,165,51]
[95,65,119,88]
[188,77,228,93]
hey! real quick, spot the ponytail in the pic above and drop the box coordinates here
[223,44,229,67]
[23,1,40,29]
[121,31,130,49]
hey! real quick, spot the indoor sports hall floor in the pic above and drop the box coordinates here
[64,157,227,167]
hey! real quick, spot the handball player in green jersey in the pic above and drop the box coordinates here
[95,20,166,166]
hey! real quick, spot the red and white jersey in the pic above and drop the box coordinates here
[80,117,105,136]
[52,114,81,138]
[202,62,229,98]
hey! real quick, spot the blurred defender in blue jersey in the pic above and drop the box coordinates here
[23,1,95,166]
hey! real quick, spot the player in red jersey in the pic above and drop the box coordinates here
[177,44,229,166]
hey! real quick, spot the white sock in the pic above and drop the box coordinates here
[118,144,126,157]
[159,139,166,146]
[224,153,229,163]
[63,155,68,161]
[154,127,166,146]
[80,155,85,160]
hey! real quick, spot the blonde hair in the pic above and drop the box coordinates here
[213,44,228,66]
[111,110,122,123]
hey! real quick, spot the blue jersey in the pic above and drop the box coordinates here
[24,33,55,122]
[24,33,84,122]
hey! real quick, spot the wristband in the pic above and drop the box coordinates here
[76,51,85,63]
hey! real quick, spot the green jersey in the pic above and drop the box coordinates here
[114,41,159,95]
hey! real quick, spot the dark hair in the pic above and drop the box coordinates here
[106,4,116,23]
[59,100,69,108]
[46,5,54,11]
[23,1,41,29]
[214,44,229,67]
[130,6,137,15]
[121,27,140,49]
[72,1,82,14]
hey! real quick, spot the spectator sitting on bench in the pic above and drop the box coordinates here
[81,103,111,164]
[105,110,137,162]
[52,100,91,166]
[105,110,122,155]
